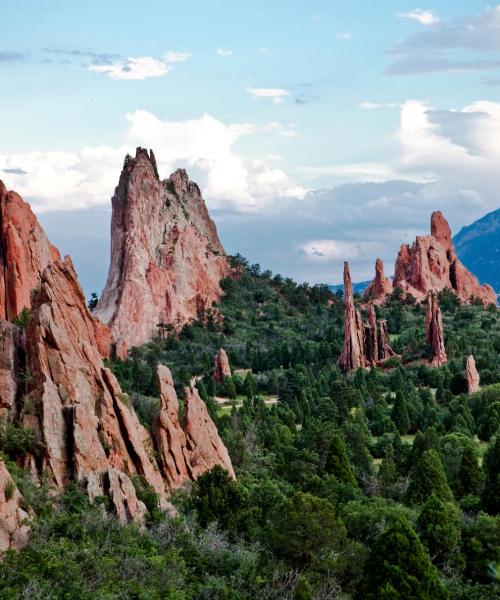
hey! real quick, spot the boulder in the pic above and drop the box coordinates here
[214,348,231,383]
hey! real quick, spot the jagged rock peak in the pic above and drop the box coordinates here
[425,293,447,367]
[466,354,480,394]
[94,149,231,351]
[153,365,235,488]
[364,258,393,300]
[338,262,366,372]
[392,211,496,306]
[214,348,231,383]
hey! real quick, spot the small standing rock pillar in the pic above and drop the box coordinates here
[426,293,447,367]
[214,348,231,383]
[466,354,480,394]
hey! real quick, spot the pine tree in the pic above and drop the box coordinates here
[407,450,455,505]
[455,444,484,499]
[378,444,397,496]
[358,516,449,599]
[417,494,462,567]
[392,391,410,435]
[325,434,357,487]
[482,433,500,514]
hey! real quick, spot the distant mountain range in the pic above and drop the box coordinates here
[330,280,371,296]
[453,208,500,293]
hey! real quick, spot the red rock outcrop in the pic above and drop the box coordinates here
[392,211,496,306]
[214,348,231,383]
[339,263,397,371]
[153,365,235,487]
[425,293,447,367]
[0,458,31,552]
[339,262,366,372]
[0,321,25,422]
[364,258,393,301]
[378,320,396,361]
[94,149,231,351]
[466,354,480,394]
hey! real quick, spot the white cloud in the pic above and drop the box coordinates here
[216,47,233,56]
[399,9,439,26]
[300,239,380,261]
[0,111,304,212]
[359,101,399,109]
[247,87,290,104]
[336,32,352,40]
[88,51,190,80]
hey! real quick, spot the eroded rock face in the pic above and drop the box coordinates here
[214,348,231,383]
[153,365,235,487]
[0,321,25,422]
[466,355,480,394]
[364,258,393,301]
[426,293,447,367]
[393,211,496,306]
[94,149,231,351]
[339,263,396,371]
[0,458,31,552]
[339,262,366,372]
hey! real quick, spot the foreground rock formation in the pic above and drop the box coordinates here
[425,293,447,367]
[214,348,231,383]
[0,180,235,544]
[0,458,31,552]
[339,262,396,372]
[153,365,235,488]
[466,355,480,394]
[94,149,231,351]
[388,211,496,306]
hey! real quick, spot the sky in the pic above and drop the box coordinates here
[1,0,500,293]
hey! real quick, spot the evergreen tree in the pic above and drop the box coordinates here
[407,450,455,505]
[325,433,357,487]
[378,444,397,496]
[417,494,462,567]
[358,516,449,600]
[392,391,410,435]
[455,444,484,499]
[482,434,500,514]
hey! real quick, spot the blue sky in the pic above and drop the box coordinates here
[1,1,500,292]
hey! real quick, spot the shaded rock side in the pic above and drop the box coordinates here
[378,319,395,361]
[364,258,393,301]
[466,354,480,394]
[339,262,366,372]
[0,458,31,552]
[153,365,235,487]
[214,348,231,383]
[0,321,25,422]
[21,257,168,521]
[94,148,231,351]
[393,211,496,306]
[425,293,447,367]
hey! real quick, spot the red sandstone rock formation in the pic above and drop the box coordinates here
[94,148,231,351]
[0,321,25,422]
[378,319,395,361]
[425,293,447,367]
[153,365,235,486]
[0,458,31,552]
[0,181,112,359]
[214,348,231,383]
[339,262,366,372]
[466,354,480,394]
[393,211,495,306]
[364,258,393,300]
[339,263,397,371]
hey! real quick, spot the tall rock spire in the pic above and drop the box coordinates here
[339,262,366,372]
[466,354,480,394]
[94,148,231,352]
[426,292,447,367]
[364,258,393,300]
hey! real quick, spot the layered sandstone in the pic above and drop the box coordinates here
[466,354,480,394]
[0,458,31,552]
[94,149,231,351]
[392,211,495,306]
[214,348,231,383]
[425,293,447,367]
[153,365,235,487]
[364,258,393,301]
[339,262,396,372]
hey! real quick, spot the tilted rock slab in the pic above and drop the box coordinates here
[153,365,235,487]
[214,347,231,383]
[425,293,447,367]
[392,211,495,306]
[94,148,231,351]
[0,458,31,552]
[466,354,480,394]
